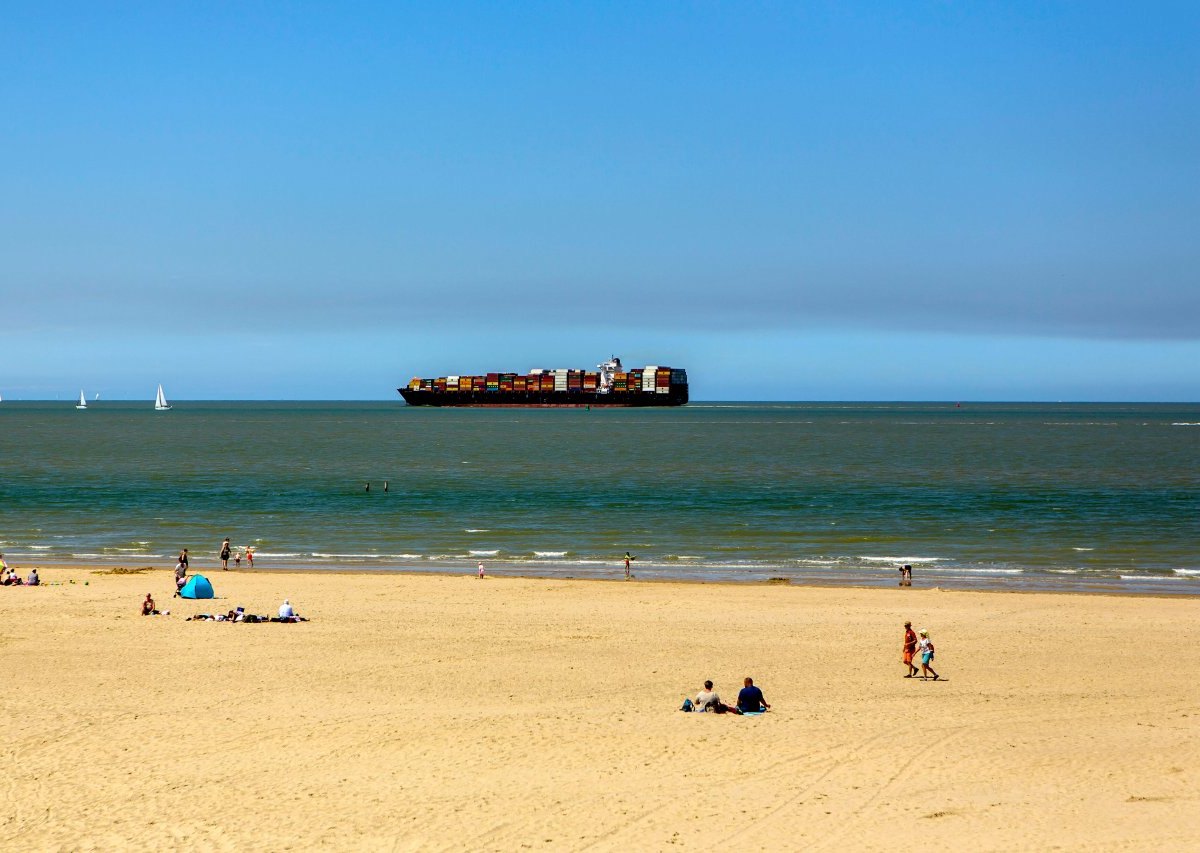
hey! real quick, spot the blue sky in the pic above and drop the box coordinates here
[2,2,1197,400]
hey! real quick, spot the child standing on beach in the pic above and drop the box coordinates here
[917,629,940,681]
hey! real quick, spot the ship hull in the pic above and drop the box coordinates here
[398,387,688,407]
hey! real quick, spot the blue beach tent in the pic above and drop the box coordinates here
[180,575,214,599]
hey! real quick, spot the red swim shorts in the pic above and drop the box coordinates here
[903,650,915,665]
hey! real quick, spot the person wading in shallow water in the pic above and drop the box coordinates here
[220,538,232,570]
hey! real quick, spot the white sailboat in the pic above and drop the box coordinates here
[76,390,88,410]
[155,384,172,411]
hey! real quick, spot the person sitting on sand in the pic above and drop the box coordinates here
[142,594,159,616]
[695,680,723,712]
[278,599,296,621]
[917,630,940,681]
[26,569,40,586]
[736,677,770,713]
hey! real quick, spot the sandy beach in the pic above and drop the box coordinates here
[2,566,1198,851]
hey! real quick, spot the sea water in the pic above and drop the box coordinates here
[1,401,1197,594]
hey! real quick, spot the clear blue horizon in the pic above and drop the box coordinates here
[3,3,1198,401]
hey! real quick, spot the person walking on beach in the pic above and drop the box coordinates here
[244,547,254,568]
[624,551,635,580]
[902,621,919,677]
[477,561,485,579]
[220,538,232,570]
[736,677,770,713]
[917,629,940,681]
[178,548,189,570]
[174,558,187,596]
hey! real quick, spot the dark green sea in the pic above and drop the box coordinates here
[1,401,1197,594]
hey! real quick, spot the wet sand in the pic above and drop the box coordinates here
[2,566,1198,850]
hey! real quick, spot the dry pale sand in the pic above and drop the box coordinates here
[2,566,1198,852]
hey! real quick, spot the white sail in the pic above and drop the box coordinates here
[76,390,87,410]
[155,384,172,411]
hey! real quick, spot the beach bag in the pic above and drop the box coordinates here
[680,698,694,712]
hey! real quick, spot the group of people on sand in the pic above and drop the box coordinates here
[185,600,306,623]
[173,540,256,595]
[901,620,940,680]
[1,554,38,586]
[684,677,770,715]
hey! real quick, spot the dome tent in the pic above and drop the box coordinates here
[180,575,214,599]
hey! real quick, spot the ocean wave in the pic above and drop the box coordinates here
[1171,423,1200,426]
[858,556,943,564]
[1071,547,1094,552]
[533,551,568,558]
[248,551,302,558]
[953,568,1023,575]
[464,529,490,533]
[1120,575,1179,581]
[1047,569,1079,574]
[310,553,386,559]
[1173,569,1200,576]
[469,550,499,557]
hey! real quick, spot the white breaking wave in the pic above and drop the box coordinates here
[1171,422,1200,426]
[533,551,568,558]
[469,550,499,557]
[1072,547,1094,551]
[858,556,943,564]
[1173,569,1200,576]
[1120,575,1178,581]
[310,553,386,559]
[956,568,1023,575]
[464,529,490,533]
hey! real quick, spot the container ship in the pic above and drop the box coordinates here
[399,357,688,407]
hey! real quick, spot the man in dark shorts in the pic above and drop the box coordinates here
[736,677,769,713]
[902,620,919,677]
[220,538,231,570]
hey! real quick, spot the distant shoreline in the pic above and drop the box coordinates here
[18,558,1200,600]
